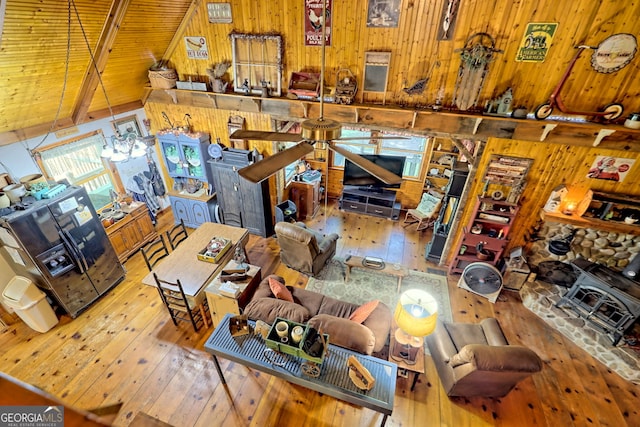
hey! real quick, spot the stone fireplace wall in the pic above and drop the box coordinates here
[527,220,640,270]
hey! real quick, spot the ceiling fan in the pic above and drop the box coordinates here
[231,4,404,186]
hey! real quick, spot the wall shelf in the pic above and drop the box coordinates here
[542,211,640,236]
[145,88,640,150]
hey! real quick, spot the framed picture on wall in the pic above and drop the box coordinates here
[111,115,142,138]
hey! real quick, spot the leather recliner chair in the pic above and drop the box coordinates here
[274,222,339,276]
[426,318,543,397]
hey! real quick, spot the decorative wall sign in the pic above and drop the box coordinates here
[367,0,401,28]
[304,0,332,46]
[587,155,634,182]
[207,3,232,23]
[515,22,558,62]
[591,33,637,73]
[482,155,532,186]
[438,0,460,40]
[185,36,209,60]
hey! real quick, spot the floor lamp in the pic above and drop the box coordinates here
[391,289,438,365]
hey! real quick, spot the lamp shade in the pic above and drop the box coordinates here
[394,289,438,337]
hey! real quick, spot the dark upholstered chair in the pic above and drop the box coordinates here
[426,318,543,397]
[274,222,339,276]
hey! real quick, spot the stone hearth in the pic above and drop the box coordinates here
[528,221,640,269]
[520,279,640,385]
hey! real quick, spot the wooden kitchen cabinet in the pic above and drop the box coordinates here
[105,203,158,262]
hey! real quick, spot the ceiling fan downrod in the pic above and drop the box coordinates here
[301,0,341,143]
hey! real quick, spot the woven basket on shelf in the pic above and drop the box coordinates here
[148,69,178,89]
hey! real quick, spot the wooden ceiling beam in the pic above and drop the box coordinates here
[72,0,132,124]
[0,101,142,147]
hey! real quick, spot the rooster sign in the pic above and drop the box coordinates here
[305,0,332,46]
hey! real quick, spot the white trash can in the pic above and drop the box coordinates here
[2,276,58,332]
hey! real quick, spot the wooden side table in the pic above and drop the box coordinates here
[388,328,426,391]
[205,260,262,328]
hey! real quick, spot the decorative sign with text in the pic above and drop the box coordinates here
[185,36,209,60]
[515,23,558,63]
[304,0,332,46]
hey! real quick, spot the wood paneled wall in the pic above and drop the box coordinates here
[171,0,640,114]
[445,137,640,265]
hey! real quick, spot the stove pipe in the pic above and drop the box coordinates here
[622,254,640,282]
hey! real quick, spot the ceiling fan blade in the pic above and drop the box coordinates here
[329,144,403,186]
[337,136,409,141]
[238,142,314,183]
[230,129,304,142]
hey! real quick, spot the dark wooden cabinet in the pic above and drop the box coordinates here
[288,179,321,220]
[426,163,469,263]
[208,155,273,237]
[339,186,400,220]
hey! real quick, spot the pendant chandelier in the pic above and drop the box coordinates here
[101,133,156,162]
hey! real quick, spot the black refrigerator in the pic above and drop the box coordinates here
[0,186,125,317]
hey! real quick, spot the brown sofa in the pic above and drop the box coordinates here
[274,222,339,276]
[426,318,543,397]
[244,275,391,357]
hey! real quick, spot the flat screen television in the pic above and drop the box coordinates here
[343,154,405,190]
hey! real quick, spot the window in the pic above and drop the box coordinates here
[34,131,118,209]
[230,33,283,96]
[332,127,427,179]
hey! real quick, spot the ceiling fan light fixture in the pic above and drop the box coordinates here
[301,118,342,141]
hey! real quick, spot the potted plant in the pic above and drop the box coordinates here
[206,62,231,93]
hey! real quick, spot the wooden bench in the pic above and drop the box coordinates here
[344,255,408,293]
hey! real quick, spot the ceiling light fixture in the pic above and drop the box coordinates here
[60,0,155,163]
[101,133,156,162]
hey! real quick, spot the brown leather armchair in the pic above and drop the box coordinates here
[426,318,543,397]
[275,221,339,276]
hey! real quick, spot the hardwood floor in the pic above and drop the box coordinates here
[0,201,638,426]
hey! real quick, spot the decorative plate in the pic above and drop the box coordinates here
[208,143,223,160]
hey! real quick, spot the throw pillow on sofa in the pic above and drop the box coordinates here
[349,300,380,324]
[244,297,311,324]
[268,277,294,302]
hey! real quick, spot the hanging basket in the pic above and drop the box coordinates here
[148,69,178,89]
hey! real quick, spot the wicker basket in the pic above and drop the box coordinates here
[148,69,178,89]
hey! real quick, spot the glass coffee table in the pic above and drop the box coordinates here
[204,313,397,426]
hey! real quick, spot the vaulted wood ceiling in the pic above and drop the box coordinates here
[0,0,194,145]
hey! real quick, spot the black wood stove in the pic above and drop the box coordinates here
[557,258,640,345]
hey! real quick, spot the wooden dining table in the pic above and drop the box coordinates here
[141,222,250,301]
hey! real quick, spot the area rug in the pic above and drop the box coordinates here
[307,258,452,325]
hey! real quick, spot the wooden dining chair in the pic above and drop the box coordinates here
[166,219,189,250]
[152,273,208,332]
[140,235,170,272]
